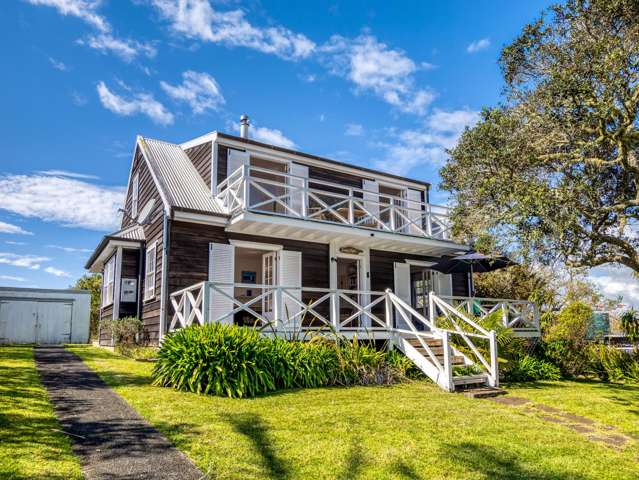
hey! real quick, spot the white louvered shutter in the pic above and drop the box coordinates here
[393,262,411,329]
[288,163,308,217]
[209,243,235,324]
[227,149,250,179]
[434,272,453,297]
[278,250,302,329]
[405,189,424,235]
[362,179,379,223]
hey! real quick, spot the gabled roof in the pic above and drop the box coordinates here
[84,225,145,271]
[138,137,226,215]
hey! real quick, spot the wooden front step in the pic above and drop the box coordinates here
[407,337,442,348]
[413,347,466,366]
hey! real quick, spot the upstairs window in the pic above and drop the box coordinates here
[131,172,139,218]
[144,242,157,301]
[102,255,115,307]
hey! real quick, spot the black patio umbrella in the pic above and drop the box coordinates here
[433,252,516,296]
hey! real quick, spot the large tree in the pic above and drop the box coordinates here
[441,0,639,273]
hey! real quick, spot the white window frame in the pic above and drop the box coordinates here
[144,241,157,301]
[131,172,139,218]
[102,255,116,307]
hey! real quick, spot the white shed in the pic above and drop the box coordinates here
[0,287,91,344]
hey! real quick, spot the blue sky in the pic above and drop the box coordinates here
[1,0,635,306]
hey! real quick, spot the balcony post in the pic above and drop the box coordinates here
[426,203,433,236]
[242,164,250,210]
[348,189,354,225]
[301,178,308,218]
[389,204,396,231]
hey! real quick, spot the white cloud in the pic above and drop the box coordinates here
[78,34,157,62]
[0,173,125,231]
[38,170,99,180]
[48,56,68,71]
[0,221,33,236]
[97,81,174,125]
[71,91,88,106]
[44,266,72,278]
[160,70,225,114]
[374,108,479,175]
[251,127,296,149]
[151,0,315,60]
[467,38,490,53]
[47,244,92,253]
[345,123,364,137]
[590,266,639,308]
[321,34,435,115]
[5,241,27,246]
[0,253,50,270]
[0,275,26,282]
[26,0,110,32]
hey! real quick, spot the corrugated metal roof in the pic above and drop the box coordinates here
[139,137,225,215]
[111,224,146,241]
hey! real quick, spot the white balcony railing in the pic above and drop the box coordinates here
[215,165,452,240]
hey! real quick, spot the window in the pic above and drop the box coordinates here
[102,255,116,307]
[131,172,139,218]
[144,242,157,301]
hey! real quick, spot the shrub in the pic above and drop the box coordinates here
[503,355,561,382]
[101,317,143,346]
[152,324,413,398]
[620,309,639,342]
[586,344,639,382]
[542,302,592,377]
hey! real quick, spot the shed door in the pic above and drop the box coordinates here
[209,243,235,324]
[0,299,72,344]
[0,300,38,344]
[37,302,73,344]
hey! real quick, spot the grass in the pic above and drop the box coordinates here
[68,345,639,480]
[0,346,82,480]
[509,379,639,437]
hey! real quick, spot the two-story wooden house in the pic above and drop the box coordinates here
[86,116,539,392]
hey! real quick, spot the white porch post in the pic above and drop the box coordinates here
[442,330,454,392]
[489,330,499,387]
[273,286,282,333]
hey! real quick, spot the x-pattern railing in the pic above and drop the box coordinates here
[168,283,511,391]
[215,165,453,240]
[437,295,540,333]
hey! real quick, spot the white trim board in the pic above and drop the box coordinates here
[229,240,283,251]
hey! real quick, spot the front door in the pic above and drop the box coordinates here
[336,256,360,327]
[411,269,435,322]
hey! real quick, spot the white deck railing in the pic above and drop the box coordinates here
[168,283,520,390]
[215,165,452,240]
[435,295,540,336]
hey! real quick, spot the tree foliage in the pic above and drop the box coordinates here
[441,0,639,273]
[73,273,101,339]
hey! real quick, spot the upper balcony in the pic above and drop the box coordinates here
[215,165,452,242]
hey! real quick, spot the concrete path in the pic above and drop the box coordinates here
[34,347,204,480]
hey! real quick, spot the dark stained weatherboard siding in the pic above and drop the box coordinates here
[184,142,212,189]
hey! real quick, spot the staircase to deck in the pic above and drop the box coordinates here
[386,291,498,392]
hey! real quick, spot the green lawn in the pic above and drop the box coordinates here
[68,345,639,480]
[0,346,82,480]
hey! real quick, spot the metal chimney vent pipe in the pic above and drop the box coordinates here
[240,115,250,138]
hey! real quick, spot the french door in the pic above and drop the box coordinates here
[262,252,278,319]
